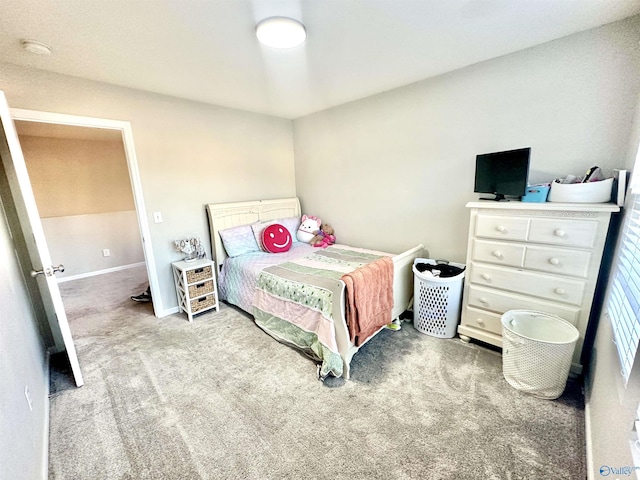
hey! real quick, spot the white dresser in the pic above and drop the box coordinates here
[458,201,619,373]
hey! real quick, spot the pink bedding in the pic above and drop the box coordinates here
[341,256,394,346]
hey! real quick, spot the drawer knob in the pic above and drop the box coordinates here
[476,318,485,326]
[496,225,506,233]
[554,288,566,295]
[478,297,489,304]
[481,273,491,281]
[554,229,566,237]
[548,257,560,266]
[492,251,504,259]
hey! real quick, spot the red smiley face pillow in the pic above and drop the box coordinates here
[261,223,292,253]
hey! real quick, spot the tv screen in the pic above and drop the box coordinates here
[474,147,531,201]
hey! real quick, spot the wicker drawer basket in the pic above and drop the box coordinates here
[190,294,216,313]
[188,280,214,298]
[186,265,213,283]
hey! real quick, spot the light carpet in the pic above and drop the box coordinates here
[49,266,585,479]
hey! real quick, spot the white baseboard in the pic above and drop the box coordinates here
[57,262,146,283]
[43,351,50,480]
[585,377,594,480]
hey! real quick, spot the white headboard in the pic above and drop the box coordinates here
[205,197,301,270]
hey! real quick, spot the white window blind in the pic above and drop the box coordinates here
[608,168,640,384]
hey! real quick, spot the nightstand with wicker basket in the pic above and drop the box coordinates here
[171,259,219,321]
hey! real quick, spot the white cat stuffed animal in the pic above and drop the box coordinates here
[297,215,321,243]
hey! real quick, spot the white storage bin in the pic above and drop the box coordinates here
[412,259,465,338]
[501,310,579,399]
[547,177,613,203]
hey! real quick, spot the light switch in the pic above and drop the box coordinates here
[153,212,163,223]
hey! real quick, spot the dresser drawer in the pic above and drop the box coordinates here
[472,239,525,267]
[528,218,598,248]
[469,263,586,305]
[475,215,529,241]
[524,245,591,278]
[462,306,503,335]
[466,285,580,324]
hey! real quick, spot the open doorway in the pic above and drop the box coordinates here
[14,120,154,315]
[10,109,161,386]
[15,122,147,280]
[9,108,160,310]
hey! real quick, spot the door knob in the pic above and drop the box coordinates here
[31,264,65,277]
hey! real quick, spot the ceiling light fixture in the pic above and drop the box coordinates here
[256,17,306,49]
[21,39,52,55]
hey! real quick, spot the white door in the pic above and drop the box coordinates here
[0,91,83,387]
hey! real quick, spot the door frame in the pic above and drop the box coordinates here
[10,108,161,316]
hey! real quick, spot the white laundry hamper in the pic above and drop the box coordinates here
[501,310,579,400]
[412,259,465,338]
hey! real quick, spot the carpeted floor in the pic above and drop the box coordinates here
[49,266,586,479]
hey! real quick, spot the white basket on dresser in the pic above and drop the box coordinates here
[458,200,619,375]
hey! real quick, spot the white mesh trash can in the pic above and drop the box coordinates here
[412,259,465,338]
[501,310,579,400]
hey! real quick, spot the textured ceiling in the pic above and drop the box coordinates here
[1,0,639,119]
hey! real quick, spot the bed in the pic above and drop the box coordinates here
[206,197,424,379]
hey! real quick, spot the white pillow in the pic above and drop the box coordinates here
[218,224,261,257]
[251,217,301,250]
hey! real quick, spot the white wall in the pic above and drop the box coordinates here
[42,211,144,279]
[293,16,640,262]
[584,91,640,477]
[586,315,640,476]
[0,64,296,316]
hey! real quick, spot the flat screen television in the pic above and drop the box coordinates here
[474,147,531,201]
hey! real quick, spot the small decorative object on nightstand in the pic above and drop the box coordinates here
[174,235,205,262]
[171,258,219,321]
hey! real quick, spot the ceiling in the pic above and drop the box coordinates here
[2,0,640,120]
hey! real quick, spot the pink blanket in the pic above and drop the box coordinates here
[342,256,394,346]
